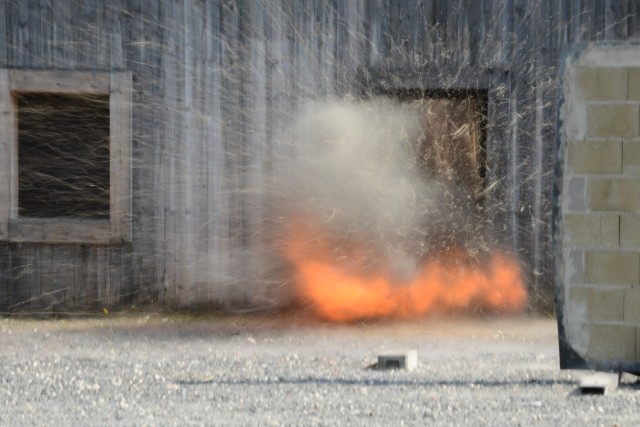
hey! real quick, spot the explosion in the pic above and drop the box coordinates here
[269,100,528,321]
[281,217,527,322]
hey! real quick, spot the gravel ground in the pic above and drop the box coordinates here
[0,314,638,426]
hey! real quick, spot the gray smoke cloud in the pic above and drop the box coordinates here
[262,98,493,301]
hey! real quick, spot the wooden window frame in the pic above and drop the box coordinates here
[0,69,132,244]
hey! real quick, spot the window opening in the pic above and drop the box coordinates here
[17,93,110,219]
[0,69,131,244]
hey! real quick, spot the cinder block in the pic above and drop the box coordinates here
[600,215,620,248]
[585,251,640,285]
[623,141,640,175]
[563,214,601,247]
[620,215,640,248]
[624,287,640,323]
[567,177,586,212]
[578,67,629,101]
[565,250,585,285]
[629,68,640,100]
[587,324,636,360]
[587,178,640,211]
[568,140,622,174]
[562,214,618,248]
[570,287,624,322]
[586,104,639,139]
[579,372,620,395]
[377,350,418,371]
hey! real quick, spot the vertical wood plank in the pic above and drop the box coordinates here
[543,0,558,65]
[475,0,488,67]
[110,71,133,242]
[0,70,12,240]
[74,246,86,308]
[312,0,333,97]
[31,245,44,310]
[86,247,98,308]
[94,1,109,69]
[221,0,243,304]
[629,0,640,38]
[73,246,85,307]
[432,0,449,67]
[51,0,75,68]
[128,1,151,305]
[11,1,29,67]
[38,245,53,310]
[71,0,87,66]
[108,0,124,70]
[84,0,100,66]
[0,1,7,67]
[0,245,10,311]
[95,246,109,305]
[7,243,21,311]
[162,0,181,305]
[336,0,365,89]
[445,0,459,69]
[178,0,198,305]
[516,0,537,280]
[458,0,471,68]
[486,0,508,68]
[119,239,134,306]
[532,59,545,296]
[289,0,302,102]
[150,1,167,304]
[608,0,629,39]
[27,0,43,68]
[139,0,163,305]
[203,0,225,304]
[537,0,559,299]
[193,1,208,305]
[575,0,588,42]
[591,0,606,39]
[172,0,190,306]
[260,1,286,306]
[116,1,140,306]
[540,60,559,299]
[264,0,288,178]
[11,245,35,310]
[52,245,74,310]
[109,245,122,305]
[464,0,482,67]
[366,0,384,66]
[410,0,429,67]
[41,0,54,68]
[245,0,269,305]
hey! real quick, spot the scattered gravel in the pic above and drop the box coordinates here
[0,315,637,426]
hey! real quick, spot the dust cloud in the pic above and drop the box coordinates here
[260,99,526,321]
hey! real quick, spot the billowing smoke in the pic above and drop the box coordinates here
[274,99,467,270]
[257,99,526,320]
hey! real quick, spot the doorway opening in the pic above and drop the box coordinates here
[391,89,488,202]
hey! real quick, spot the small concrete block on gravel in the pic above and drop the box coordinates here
[579,372,620,395]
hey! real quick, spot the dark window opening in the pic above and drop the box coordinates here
[17,93,110,219]
[391,89,488,202]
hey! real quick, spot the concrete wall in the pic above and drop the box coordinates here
[559,44,640,369]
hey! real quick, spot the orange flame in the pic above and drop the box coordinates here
[282,218,527,322]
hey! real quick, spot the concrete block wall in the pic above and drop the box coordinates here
[560,45,640,363]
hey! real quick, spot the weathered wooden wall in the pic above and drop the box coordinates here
[1,0,639,311]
